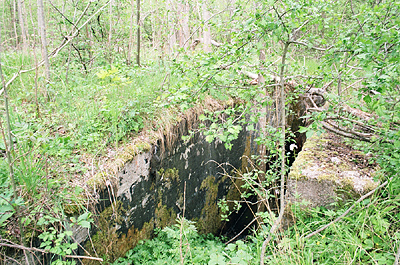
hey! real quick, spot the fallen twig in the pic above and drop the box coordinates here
[0,241,103,262]
[303,178,391,239]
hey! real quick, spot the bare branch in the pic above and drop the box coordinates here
[395,242,400,265]
[303,178,390,239]
[0,241,103,262]
[321,121,372,142]
[2,1,109,90]
[290,40,333,51]
[181,8,228,52]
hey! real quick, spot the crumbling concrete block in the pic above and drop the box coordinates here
[287,132,380,208]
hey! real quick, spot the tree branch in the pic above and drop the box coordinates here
[290,40,333,51]
[0,241,103,262]
[260,40,290,265]
[395,242,400,265]
[2,0,109,90]
[303,178,390,239]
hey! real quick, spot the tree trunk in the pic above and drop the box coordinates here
[108,0,114,63]
[182,1,190,49]
[202,3,211,53]
[128,0,134,65]
[136,0,140,66]
[177,2,190,49]
[37,0,51,82]
[13,0,18,48]
[227,0,236,43]
[178,3,183,47]
[260,41,290,265]
[17,0,28,52]
[167,0,176,55]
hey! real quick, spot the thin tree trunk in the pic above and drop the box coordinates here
[202,3,211,52]
[136,0,140,66]
[37,0,51,83]
[167,0,176,55]
[128,0,134,65]
[227,0,236,43]
[151,0,157,51]
[17,0,28,52]
[33,43,40,118]
[178,3,183,47]
[182,1,190,49]
[108,0,113,63]
[13,0,18,48]
[260,41,290,265]
[177,2,189,49]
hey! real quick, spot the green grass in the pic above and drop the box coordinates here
[0,52,183,226]
[1,52,172,167]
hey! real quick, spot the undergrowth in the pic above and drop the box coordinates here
[112,217,259,265]
[113,183,399,265]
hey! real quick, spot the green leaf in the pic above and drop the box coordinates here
[306,130,314,138]
[0,204,14,212]
[298,126,308,133]
[0,213,13,226]
[80,221,91,229]
[363,95,371,103]
[364,239,374,249]
[78,212,90,222]
[226,243,236,252]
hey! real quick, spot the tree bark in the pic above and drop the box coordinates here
[177,2,189,49]
[260,41,290,265]
[107,0,114,63]
[13,0,18,48]
[182,1,190,49]
[37,0,51,82]
[202,3,211,52]
[167,0,176,55]
[17,0,28,52]
[136,0,140,66]
[128,0,134,65]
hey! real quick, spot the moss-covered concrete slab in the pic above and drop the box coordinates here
[287,132,380,208]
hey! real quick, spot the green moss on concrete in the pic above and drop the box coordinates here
[158,168,180,189]
[197,176,223,234]
[83,201,155,265]
[86,172,107,191]
[115,141,152,168]
[155,204,177,228]
[83,201,124,264]
[154,180,179,228]
[288,132,380,209]
[316,173,338,182]
[84,140,152,195]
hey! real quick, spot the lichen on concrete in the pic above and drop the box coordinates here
[287,132,380,208]
[83,201,156,265]
[197,175,224,234]
[158,168,179,189]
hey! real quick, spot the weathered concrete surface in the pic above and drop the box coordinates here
[81,111,264,264]
[80,90,322,263]
[287,132,380,208]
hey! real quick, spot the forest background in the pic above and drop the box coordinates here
[0,0,399,264]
